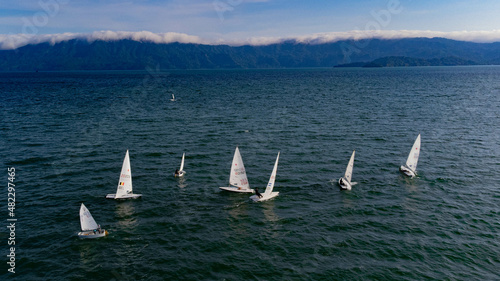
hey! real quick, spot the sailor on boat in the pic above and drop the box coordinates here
[255,188,263,198]
[339,177,352,190]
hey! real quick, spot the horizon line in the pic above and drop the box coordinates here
[1,29,500,50]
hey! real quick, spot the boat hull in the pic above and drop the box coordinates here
[250,192,279,202]
[106,193,142,199]
[78,230,108,238]
[219,186,255,193]
[338,177,352,190]
[399,165,416,178]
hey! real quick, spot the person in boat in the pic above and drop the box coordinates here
[255,188,263,198]
[339,178,345,186]
[174,169,180,176]
[98,225,102,234]
[93,229,97,234]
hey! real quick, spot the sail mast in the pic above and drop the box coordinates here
[344,150,355,183]
[80,203,98,231]
[264,152,280,195]
[180,153,185,171]
[406,134,420,172]
[116,150,132,198]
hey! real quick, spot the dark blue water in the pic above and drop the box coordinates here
[1,67,499,280]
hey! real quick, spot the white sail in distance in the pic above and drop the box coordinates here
[80,203,98,231]
[264,152,280,195]
[116,150,133,198]
[229,147,250,190]
[344,150,355,183]
[406,134,421,172]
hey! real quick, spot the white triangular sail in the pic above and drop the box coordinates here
[264,152,280,195]
[80,203,98,231]
[116,150,133,199]
[344,150,355,183]
[179,153,185,171]
[229,147,250,190]
[405,134,420,172]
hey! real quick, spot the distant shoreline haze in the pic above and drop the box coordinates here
[1,37,499,71]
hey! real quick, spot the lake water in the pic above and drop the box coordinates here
[1,66,499,280]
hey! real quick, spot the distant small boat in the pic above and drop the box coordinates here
[400,134,421,178]
[220,147,254,193]
[78,203,108,238]
[106,150,142,199]
[250,152,280,202]
[338,150,355,190]
[174,152,186,177]
[170,94,176,101]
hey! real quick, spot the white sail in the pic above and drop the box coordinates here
[264,152,280,195]
[116,150,133,199]
[80,203,98,231]
[179,153,185,171]
[405,134,420,172]
[344,150,355,183]
[229,147,250,190]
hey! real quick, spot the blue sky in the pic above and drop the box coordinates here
[1,0,500,48]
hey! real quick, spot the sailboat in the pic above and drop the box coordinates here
[174,152,186,177]
[338,150,355,190]
[250,152,280,202]
[106,150,142,199]
[400,134,421,178]
[170,94,176,101]
[78,203,108,238]
[219,147,254,193]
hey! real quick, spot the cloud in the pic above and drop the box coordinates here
[1,30,500,50]
[85,31,208,45]
[287,30,500,45]
[0,31,208,50]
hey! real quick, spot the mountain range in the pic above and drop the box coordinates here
[1,37,499,71]
[335,56,479,68]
